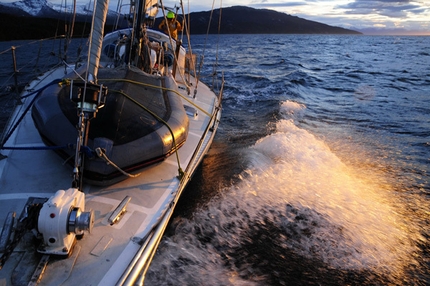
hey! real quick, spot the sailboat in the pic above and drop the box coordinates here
[0,0,223,284]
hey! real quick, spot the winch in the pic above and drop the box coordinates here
[37,188,94,256]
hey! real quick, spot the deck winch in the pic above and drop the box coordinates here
[37,188,94,256]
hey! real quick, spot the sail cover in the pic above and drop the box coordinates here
[87,0,109,81]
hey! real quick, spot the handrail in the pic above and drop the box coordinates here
[118,70,224,285]
[118,89,222,285]
[111,87,184,179]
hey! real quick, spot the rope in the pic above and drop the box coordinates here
[110,87,185,179]
[215,0,223,71]
[0,79,62,148]
[159,1,191,91]
[1,145,72,151]
[95,147,141,178]
[0,36,67,56]
[180,0,199,95]
[201,0,216,58]
[196,0,223,93]
[98,77,211,117]
[0,76,190,179]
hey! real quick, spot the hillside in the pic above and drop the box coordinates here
[185,6,360,35]
[0,5,360,41]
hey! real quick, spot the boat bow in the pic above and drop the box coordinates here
[0,0,223,284]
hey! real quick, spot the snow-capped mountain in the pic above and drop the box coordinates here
[1,0,112,18]
[7,0,50,15]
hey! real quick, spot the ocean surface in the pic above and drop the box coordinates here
[1,34,429,285]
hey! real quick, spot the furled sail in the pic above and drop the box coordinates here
[144,0,159,19]
[87,0,109,82]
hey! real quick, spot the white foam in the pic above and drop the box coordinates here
[279,100,306,121]
[147,100,418,283]
[249,117,415,271]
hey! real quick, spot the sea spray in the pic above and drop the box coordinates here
[250,101,416,271]
[146,100,419,285]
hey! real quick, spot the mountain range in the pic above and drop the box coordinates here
[1,0,99,18]
[0,1,361,41]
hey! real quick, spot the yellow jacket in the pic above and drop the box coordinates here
[158,19,182,40]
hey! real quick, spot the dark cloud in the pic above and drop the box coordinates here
[338,0,424,18]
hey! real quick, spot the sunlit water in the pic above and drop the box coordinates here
[1,34,429,285]
[146,35,429,285]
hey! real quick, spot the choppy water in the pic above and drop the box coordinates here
[1,34,429,285]
[0,38,87,132]
[147,35,430,285]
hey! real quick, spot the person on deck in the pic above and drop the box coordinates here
[158,11,182,40]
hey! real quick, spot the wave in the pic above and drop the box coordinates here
[146,100,419,285]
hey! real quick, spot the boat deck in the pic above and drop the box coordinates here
[0,65,221,285]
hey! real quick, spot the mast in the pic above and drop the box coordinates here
[87,0,109,83]
[71,0,109,189]
[135,0,146,39]
[131,0,159,72]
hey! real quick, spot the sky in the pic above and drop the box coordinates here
[164,0,430,35]
[2,0,429,34]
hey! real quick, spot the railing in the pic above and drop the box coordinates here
[0,37,87,137]
[118,71,224,286]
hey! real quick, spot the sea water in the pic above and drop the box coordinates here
[1,34,429,285]
[145,35,430,285]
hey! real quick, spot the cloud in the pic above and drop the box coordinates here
[249,1,307,9]
[339,0,425,18]
[236,0,429,33]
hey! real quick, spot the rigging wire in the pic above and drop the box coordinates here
[159,0,191,90]
[179,0,199,96]
[213,0,223,90]
[0,0,224,176]
[193,0,223,94]
[196,0,215,86]
[113,0,124,31]
[75,0,95,67]
[0,39,67,146]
